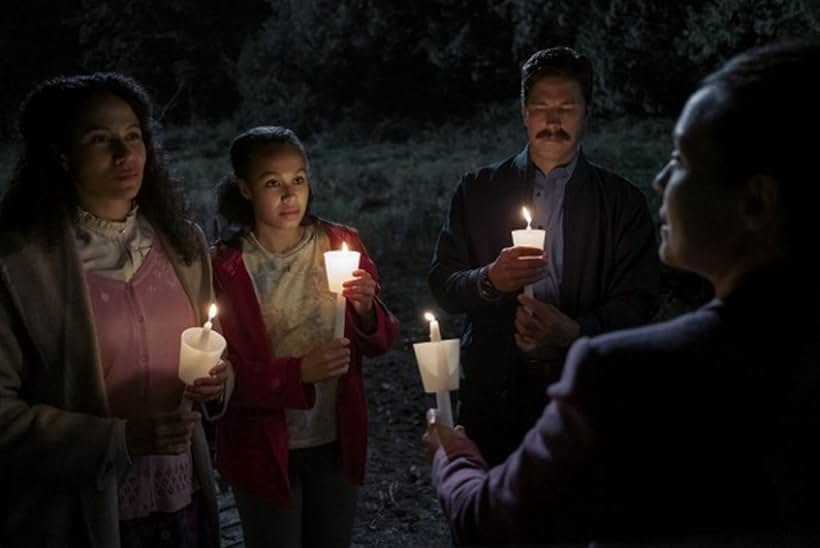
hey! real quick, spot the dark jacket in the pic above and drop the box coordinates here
[212,218,399,504]
[432,264,820,545]
[429,147,660,460]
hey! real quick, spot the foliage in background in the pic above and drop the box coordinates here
[235,0,819,129]
[2,0,818,137]
[75,0,272,124]
[236,0,518,136]
[678,0,820,68]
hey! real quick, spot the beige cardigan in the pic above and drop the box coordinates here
[0,218,223,547]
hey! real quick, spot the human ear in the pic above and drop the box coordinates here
[742,174,780,231]
[237,178,252,201]
[51,145,69,171]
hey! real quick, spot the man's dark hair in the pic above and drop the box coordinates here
[520,47,593,109]
[0,72,198,263]
[701,38,820,251]
[217,126,312,228]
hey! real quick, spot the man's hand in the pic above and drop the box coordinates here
[487,246,546,293]
[423,410,469,457]
[515,294,580,349]
[301,338,351,383]
[126,410,201,456]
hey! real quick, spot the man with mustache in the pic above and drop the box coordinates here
[429,47,660,465]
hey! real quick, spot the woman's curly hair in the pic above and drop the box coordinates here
[0,72,198,263]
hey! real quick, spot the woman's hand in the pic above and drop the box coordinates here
[126,410,201,456]
[184,359,230,403]
[343,268,377,330]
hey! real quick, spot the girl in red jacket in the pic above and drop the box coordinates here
[212,126,399,548]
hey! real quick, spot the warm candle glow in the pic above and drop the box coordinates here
[522,206,532,229]
[208,304,217,321]
[425,311,442,342]
[341,241,349,252]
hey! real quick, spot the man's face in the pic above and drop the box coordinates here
[653,86,746,279]
[523,75,586,171]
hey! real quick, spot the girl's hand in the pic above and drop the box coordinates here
[342,269,377,324]
[301,338,350,383]
[184,359,230,403]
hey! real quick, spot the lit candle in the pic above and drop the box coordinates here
[323,241,361,339]
[510,206,546,299]
[197,303,218,348]
[422,312,453,426]
[424,311,442,342]
[179,302,226,386]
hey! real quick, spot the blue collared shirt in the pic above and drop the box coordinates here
[530,148,579,306]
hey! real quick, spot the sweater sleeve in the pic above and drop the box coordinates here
[346,233,399,357]
[432,338,602,544]
[429,175,497,314]
[0,281,131,488]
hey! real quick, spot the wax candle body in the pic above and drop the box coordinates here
[324,248,361,293]
[178,327,226,385]
[324,245,360,339]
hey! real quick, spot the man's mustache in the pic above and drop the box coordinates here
[536,128,570,141]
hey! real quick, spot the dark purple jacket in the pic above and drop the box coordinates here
[432,264,820,545]
[429,147,661,461]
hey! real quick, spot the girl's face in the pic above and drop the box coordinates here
[61,92,146,213]
[239,144,310,232]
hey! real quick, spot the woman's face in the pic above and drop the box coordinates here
[239,144,310,232]
[61,92,146,213]
[653,86,745,279]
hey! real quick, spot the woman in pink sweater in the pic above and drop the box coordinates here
[0,72,230,548]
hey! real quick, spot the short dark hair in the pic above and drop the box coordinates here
[700,39,820,250]
[217,126,311,228]
[520,47,593,108]
[0,72,198,263]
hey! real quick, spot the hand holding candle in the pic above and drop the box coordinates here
[413,312,459,427]
[324,242,361,339]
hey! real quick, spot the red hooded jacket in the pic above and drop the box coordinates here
[212,219,399,503]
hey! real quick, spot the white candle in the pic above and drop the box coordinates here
[179,303,226,390]
[324,242,361,339]
[511,206,546,299]
[423,312,452,426]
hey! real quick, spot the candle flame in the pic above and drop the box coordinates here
[424,311,436,323]
[208,303,218,321]
[522,206,532,229]
[341,241,349,252]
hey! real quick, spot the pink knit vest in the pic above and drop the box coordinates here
[86,244,198,519]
